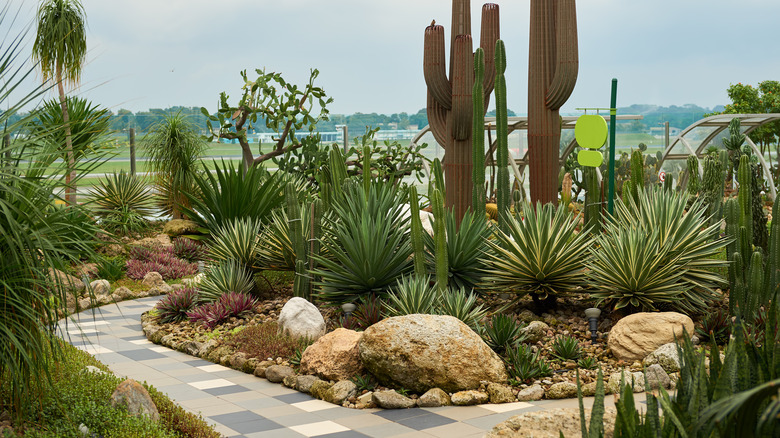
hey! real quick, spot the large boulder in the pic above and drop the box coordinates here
[277,297,326,341]
[110,379,159,421]
[163,219,200,237]
[359,314,508,393]
[608,312,693,361]
[486,408,617,438]
[299,328,363,381]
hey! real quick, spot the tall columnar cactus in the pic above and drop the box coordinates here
[629,149,644,204]
[584,167,600,234]
[702,154,724,226]
[308,198,322,299]
[686,155,700,197]
[286,185,309,300]
[472,48,486,220]
[724,198,740,264]
[737,155,753,248]
[424,0,499,223]
[431,188,449,295]
[409,185,427,278]
[494,39,510,234]
[766,200,779,300]
[527,0,579,205]
[429,158,446,198]
[362,145,371,196]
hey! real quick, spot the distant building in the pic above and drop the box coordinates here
[649,126,681,137]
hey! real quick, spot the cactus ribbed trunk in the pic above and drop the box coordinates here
[528,0,578,206]
[424,1,499,224]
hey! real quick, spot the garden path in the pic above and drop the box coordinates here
[58,296,607,438]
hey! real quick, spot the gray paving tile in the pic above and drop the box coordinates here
[371,408,428,421]
[274,392,317,404]
[204,385,252,396]
[394,412,455,431]
[119,349,166,361]
[317,431,372,438]
[210,412,284,434]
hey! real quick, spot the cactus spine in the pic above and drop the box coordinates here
[494,39,510,234]
[528,0,579,205]
[431,188,449,295]
[737,154,753,248]
[424,1,499,223]
[472,47,486,219]
[409,185,427,278]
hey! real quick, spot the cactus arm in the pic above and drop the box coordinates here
[545,0,579,110]
[472,48,486,217]
[431,188,449,295]
[423,25,452,111]
[494,39,510,233]
[480,3,500,106]
[451,35,474,141]
[766,200,779,300]
[427,91,450,149]
[738,155,753,247]
[449,0,472,76]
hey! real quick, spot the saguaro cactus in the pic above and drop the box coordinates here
[528,0,579,205]
[424,0,500,222]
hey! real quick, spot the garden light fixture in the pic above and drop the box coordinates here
[585,307,601,343]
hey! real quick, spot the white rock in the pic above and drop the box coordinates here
[278,297,326,341]
[643,342,682,372]
[89,279,111,296]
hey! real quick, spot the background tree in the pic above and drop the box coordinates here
[142,113,206,219]
[720,81,780,168]
[32,0,87,205]
[202,68,332,171]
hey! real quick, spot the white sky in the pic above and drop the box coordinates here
[5,0,780,115]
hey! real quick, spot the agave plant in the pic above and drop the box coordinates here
[313,181,412,304]
[423,208,491,291]
[590,187,727,313]
[482,202,592,302]
[199,260,255,302]
[181,160,285,233]
[208,217,262,270]
[383,275,438,317]
[482,313,527,354]
[438,287,488,330]
[89,171,156,233]
[255,202,324,272]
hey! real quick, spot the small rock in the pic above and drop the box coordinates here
[417,388,452,407]
[78,423,90,437]
[265,365,295,383]
[643,343,681,373]
[294,375,322,394]
[197,339,218,357]
[324,380,358,405]
[546,382,578,399]
[83,365,108,376]
[487,383,515,404]
[109,379,160,421]
[451,390,489,406]
[645,364,672,390]
[299,328,363,381]
[179,341,202,356]
[142,272,166,289]
[521,321,550,343]
[77,298,92,311]
[89,279,111,296]
[310,380,334,400]
[253,360,276,378]
[277,297,326,341]
[357,391,373,405]
[372,390,416,409]
[229,352,248,371]
[517,384,545,401]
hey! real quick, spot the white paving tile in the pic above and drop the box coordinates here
[478,401,534,413]
[197,364,230,373]
[291,399,338,413]
[77,344,113,354]
[289,420,350,437]
[150,346,170,353]
[72,320,111,327]
[188,378,234,390]
[129,339,152,345]
[66,328,99,334]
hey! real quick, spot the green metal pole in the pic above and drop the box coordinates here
[607,78,618,215]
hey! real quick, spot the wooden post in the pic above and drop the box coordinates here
[129,128,136,177]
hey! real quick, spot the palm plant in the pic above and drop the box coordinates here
[313,181,412,304]
[142,113,206,219]
[32,0,87,205]
[89,171,155,234]
[423,208,491,291]
[482,202,592,304]
[182,160,285,233]
[1,7,102,419]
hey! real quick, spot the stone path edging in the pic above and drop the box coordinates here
[58,296,615,438]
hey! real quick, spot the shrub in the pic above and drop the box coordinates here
[483,313,527,354]
[218,291,258,317]
[126,245,198,280]
[483,202,592,304]
[223,322,310,361]
[154,288,199,323]
[198,260,255,302]
[352,294,384,330]
[187,292,256,329]
[172,237,207,262]
[696,308,731,344]
[256,204,321,271]
[577,356,598,370]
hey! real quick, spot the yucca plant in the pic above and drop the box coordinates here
[423,208,491,291]
[198,260,255,302]
[181,160,285,233]
[591,187,728,313]
[89,171,155,233]
[482,202,592,304]
[383,275,438,317]
[255,202,326,272]
[207,217,262,270]
[438,287,488,330]
[313,181,412,304]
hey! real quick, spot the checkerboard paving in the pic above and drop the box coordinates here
[58,297,578,438]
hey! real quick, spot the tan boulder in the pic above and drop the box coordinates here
[486,408,616,438]
[359,314,508,394]
[163,219,201,237]
[607,312,693,361]
[299,328,364,381]
[109,379,159,421]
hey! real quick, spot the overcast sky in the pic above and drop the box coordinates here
[6,0,780,116]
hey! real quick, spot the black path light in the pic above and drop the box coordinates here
[585,307,601,343]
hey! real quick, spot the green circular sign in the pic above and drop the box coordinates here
[575,115,608,150]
